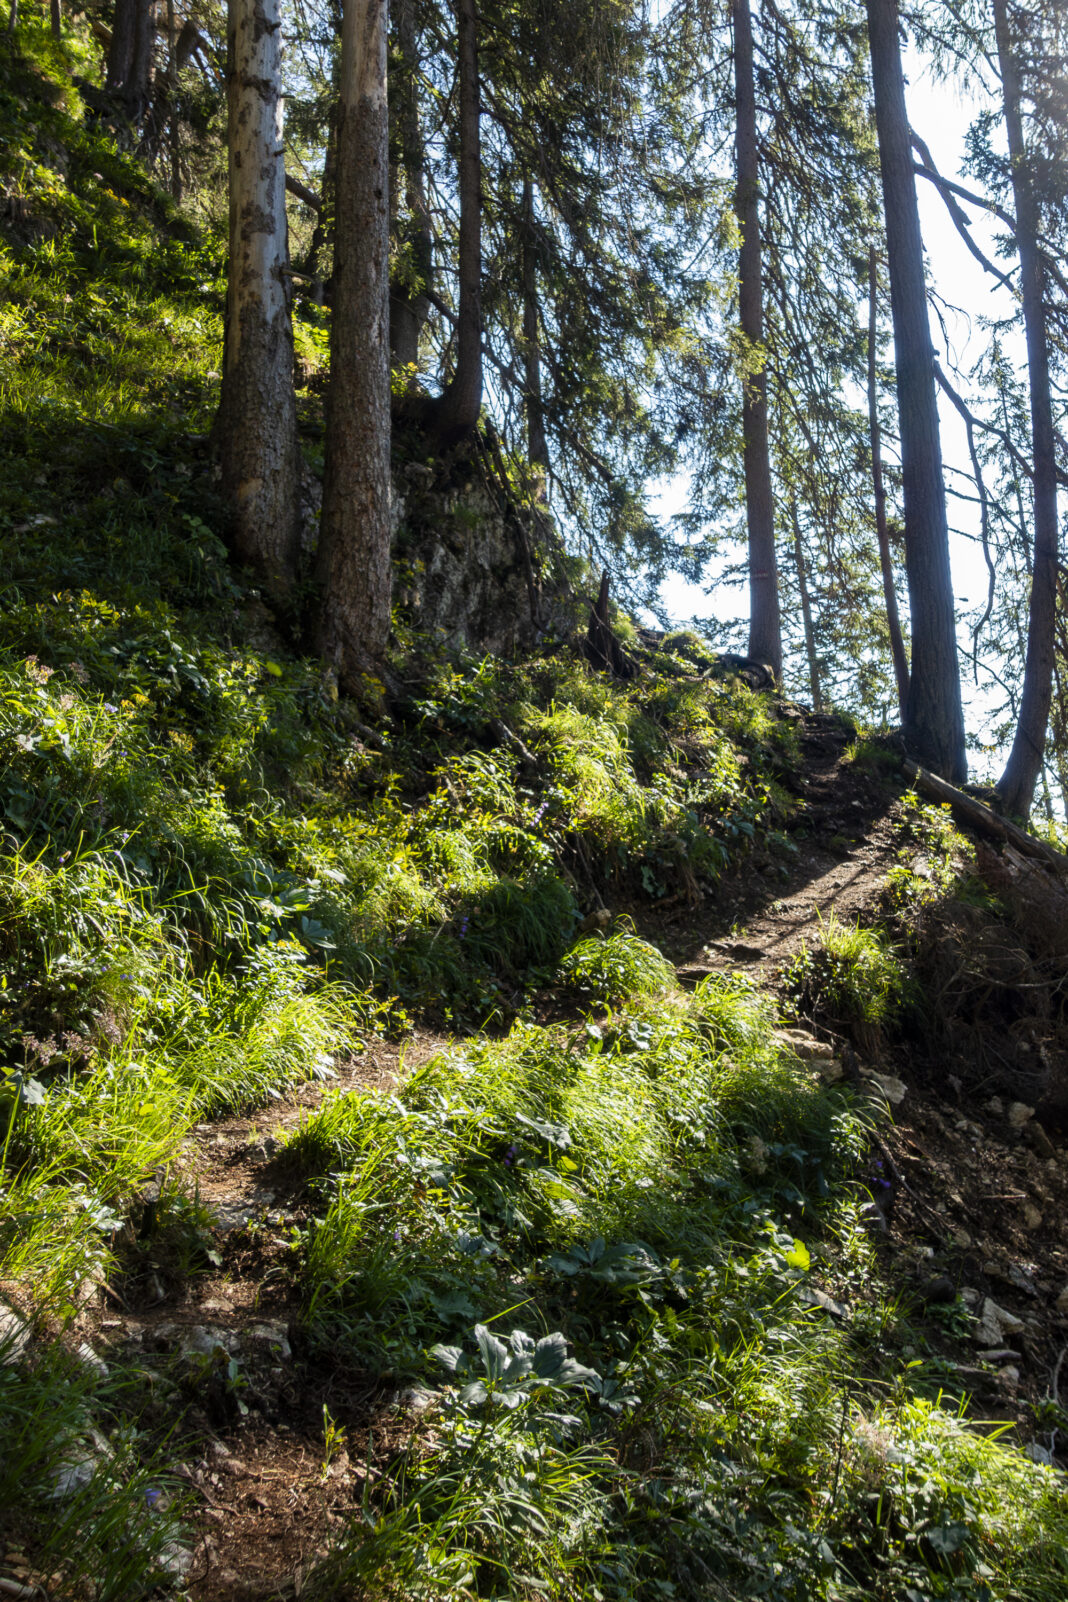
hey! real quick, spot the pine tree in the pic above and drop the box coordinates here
[316,0,393,690]
[216,0,301,600]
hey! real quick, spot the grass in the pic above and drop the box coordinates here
[2,18,1067,1602]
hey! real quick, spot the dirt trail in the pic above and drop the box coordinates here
[64,707,1068,1597]
[640,709,904,986]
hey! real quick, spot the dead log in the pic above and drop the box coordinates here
[583,570,638,680]
[903,758,1068,878]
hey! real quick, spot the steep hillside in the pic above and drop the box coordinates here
[2,30,1068,1602]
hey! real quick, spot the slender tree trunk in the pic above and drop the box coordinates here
[431,0,482,441]
[865,0,965,782]
[216,0,301,597]
[993,0,1060,819]
[50,0,61,38]
[316,0,392,690]
[6,0,16,32]
[129,0,157,121]
[166,0,181,200]
[868,246,910,719]
[107,0,137,93]
[522,177,548,491]
[790,500,822,712]
[733,0,781,680]
[390,0,432,380]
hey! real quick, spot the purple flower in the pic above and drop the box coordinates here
[457,915,469,940]
[104,703,118,713]
[532,801,549,825]
[145,1487,161,1508]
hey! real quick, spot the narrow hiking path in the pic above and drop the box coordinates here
[52,705,1068,1600]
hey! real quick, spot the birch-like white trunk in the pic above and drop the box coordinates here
[315,0,392,689]
[217,0,300,595]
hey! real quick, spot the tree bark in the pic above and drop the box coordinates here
[50,0,61,38]
[733,0,781,681]
[6,0,16,33]
[868,246,910,719]
[316,0,392,691]
[790,500,822,712]
[107,0,155,120]
[993,0,1060,820]
[216,0,301,597]
[107,0,137,94]
[129,0,156,122]
[166,0,181,200]
[390,0,432,381]
[430,0,483,441]
[522,177,548,491]
[866,0,966,782]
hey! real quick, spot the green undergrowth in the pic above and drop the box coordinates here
[291,978,1068,1602]
[2,26,1067,1601]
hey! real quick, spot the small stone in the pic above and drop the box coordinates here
[1008,1102,1035,1130]
[800,1286,848,1320]
[216,1456,248,1478]
[578,907,612,934]
[952,1229,972,1249]
[985,1097,1005,1118]
[1022,1203,1043,1231]
[1025,1441,1054,1466]
[817,1057,845,1084]
[398,1386,435,1413]
[997,1365,1021,1386]
[918,1276,956,1305]
[982,1297,1024,1336]
[75,1342,108,1380]
[773,1029,835,1061]
[247,1323,292,1361]
[0,1304,31,1366]
[1025,1123,1056,1160]
[960,1287,980,1305]
[861,1071,907,1107]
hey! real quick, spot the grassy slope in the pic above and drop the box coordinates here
[1,20,1067,1601]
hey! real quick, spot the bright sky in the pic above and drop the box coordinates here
[654,42,1027,772]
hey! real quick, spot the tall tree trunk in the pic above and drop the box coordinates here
[216,0,301,597]
[50,0,61,38]
[431,0,482,441]
[107,0,137,94]
[733,0,781,680]
[522,177,548,491]
[868,246,910,719]
[993,0,1059,820]
[390,0,432,381]
[6,0,16,33]
[129,0,156,121]
[107,0,154,119]
[166,0,181,200]
[316,0,392,690]
[790,499,822,712]
[865,0,966,782]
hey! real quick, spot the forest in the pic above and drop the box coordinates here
[2,0,1068,1596]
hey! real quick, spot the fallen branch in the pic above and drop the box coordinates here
[902,759,1068,877]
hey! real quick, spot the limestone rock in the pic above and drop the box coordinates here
[1008,1102,1035,1130]
[861,1071,907,1107]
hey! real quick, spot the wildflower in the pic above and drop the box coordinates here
[70,661,89,685]
[532,800,549,825]
[103,702,118,713]
[457,914,469,940]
